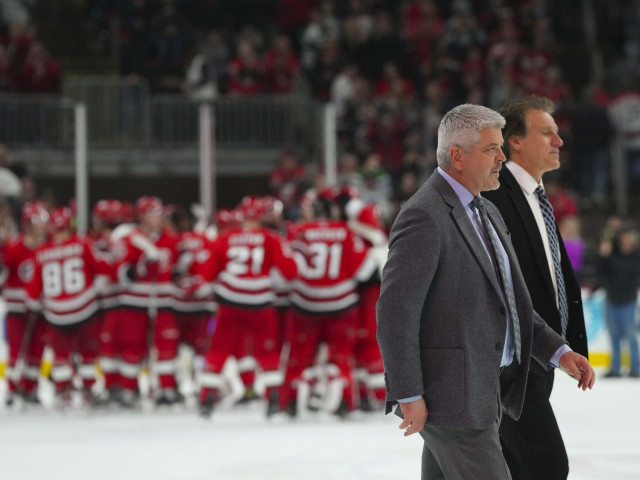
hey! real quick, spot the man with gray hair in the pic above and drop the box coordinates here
[376,103,595,479]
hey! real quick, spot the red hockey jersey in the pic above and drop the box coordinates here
[27,235,110,326]
[113,227,179,310]
[196,226,297,308]
[289,220,377,314]
[173,229,217,314]
[1,236,38,314]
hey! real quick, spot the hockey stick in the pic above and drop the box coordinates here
[11,310,38,395]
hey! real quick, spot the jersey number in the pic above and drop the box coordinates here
[227,246,265,275]
[306,242,342,279]
[42,258,86,297]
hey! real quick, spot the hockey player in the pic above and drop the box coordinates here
[103,195,181,407]
[195,195,298,417]
[95,199,138,406]
[279,187,377,417]
[26,206,110,406]
[339,190,388,411]
[170,207,217,399]
[1,201,49,405]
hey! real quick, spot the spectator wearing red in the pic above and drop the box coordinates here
[373,61,415,99]
[264,34,300,93]
[5,21,35,73]
[17,42,60,93]
[269,148,307,220]
[545,178,579,225]
[228,39,265,95]
[366,95,410,173]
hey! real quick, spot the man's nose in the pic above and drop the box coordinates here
[552,132,564,147]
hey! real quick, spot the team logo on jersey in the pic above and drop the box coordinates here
[18,259,35,283]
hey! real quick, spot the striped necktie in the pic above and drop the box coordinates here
[534,185,569,336]
[472,196,521,363]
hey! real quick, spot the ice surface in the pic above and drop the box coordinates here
[0,369,638,480]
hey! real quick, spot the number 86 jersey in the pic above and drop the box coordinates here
[26,235,111,326]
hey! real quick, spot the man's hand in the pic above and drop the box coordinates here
[558,351,596,391]
[398,397,428,437]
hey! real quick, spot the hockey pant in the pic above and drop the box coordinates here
[200,304,282,403]
[175,312,212,357]
[100,308,179,392]
[279,307,358,412]
[354,283,385,401]
[47,316,102,393]
[4,313,48,395]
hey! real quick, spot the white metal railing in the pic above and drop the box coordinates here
[0,94,76,148]
[61,76,319,150]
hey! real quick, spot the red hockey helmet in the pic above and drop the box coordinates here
[216,208,242,230]
[356,204,384,230]
[314,187,339,219]
[118,201,135,223]
[21,201,49,228]
[316,186,340,202]
[20,202,49,225]
[49,206,73,233]
[216,207,243,230]
[135,196,163,218]
[338,185,359,201]
[92,199,121,225]
[239,196,267,222]
[261,195,284,217]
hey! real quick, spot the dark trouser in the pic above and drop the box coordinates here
[419,421,512,480]
[410,363,518,480]
[499,362,568,480]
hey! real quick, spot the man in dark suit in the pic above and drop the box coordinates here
[376,103,595,480]
[483,95,590,480]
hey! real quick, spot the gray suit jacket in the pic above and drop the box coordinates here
[376,171,566,430]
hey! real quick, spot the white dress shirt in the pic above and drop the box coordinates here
[505,162,560,307]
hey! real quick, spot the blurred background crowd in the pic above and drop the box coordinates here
[0,0,636,280]
[0,0,639,412]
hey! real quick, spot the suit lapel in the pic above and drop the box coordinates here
[501,168,556,299]
[431,174,504,299]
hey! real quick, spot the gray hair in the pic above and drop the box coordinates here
[436,104,506,169]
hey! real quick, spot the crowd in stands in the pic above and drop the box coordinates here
[79,1,640,217]
[0,2,60,94]
[2,1,640,225]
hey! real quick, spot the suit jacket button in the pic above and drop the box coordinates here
[499,307,506,315]
[495,342,504,351]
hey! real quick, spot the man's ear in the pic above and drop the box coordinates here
[508,135,520,153]
[450,146,464,171]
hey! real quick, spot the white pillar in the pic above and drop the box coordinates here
[199,103,216,216]
[74,102,88,235]
[323,103,338,187]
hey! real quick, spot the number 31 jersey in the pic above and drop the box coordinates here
[27,235,110,326]
[289,220,377,314]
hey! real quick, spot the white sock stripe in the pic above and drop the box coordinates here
[259,370,284,388]
[155,360,177,375]
[237,356,257,372]
[51,365,74,382]
[119,361,143,378]
[198,372,226,389]
[23,366,41,380]
[99,357,120,373]
[77,364,97,378]
[366,372,386,389]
